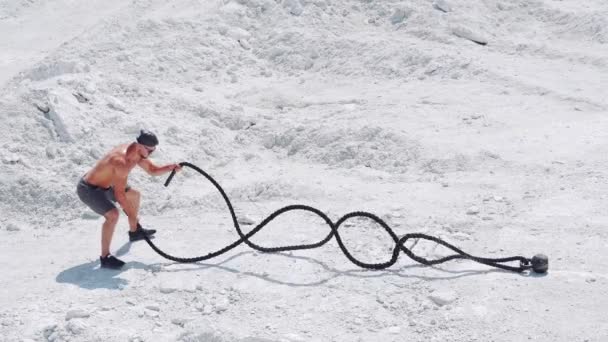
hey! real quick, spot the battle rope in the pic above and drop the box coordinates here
[142,162,549,274]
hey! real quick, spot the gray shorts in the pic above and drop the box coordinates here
[76,177,131,215]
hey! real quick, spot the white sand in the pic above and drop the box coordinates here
[1,0,607,341]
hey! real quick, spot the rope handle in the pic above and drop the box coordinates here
[164,162,186,187]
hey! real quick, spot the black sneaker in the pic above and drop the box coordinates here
[100,254,125,269]
[128,225,156,242]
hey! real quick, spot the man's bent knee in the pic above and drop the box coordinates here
[104,209,120,224]
[127,189,140,199]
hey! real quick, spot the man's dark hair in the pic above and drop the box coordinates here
[136,129,159,147]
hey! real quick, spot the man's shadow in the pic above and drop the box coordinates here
[55,241,152,290]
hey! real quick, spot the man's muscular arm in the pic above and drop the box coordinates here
[138,158,181,176]
[112,158,138,229]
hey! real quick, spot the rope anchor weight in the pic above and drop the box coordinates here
[142,162,548,274]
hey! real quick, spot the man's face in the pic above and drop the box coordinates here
[140,144,155,159]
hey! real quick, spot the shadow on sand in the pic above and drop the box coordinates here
[55,241,151,290]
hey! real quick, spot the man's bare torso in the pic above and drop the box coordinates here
[84,144,138,188]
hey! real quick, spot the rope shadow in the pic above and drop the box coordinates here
[150,250,512,287]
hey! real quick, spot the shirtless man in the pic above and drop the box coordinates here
[76,130,181,269]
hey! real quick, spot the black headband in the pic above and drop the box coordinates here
[136,129,159,147]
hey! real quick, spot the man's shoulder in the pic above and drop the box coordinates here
[108,153,128,168]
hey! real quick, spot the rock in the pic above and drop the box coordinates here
[84,82,97,94]
[107,96,128,113]
[215,297,229,313]
[171,317,190,327]
[238,39,251,50]
[283,0,303,16]
[6,223,20,231]
[452,26,488,45]
[388,326,401,334]
[227,27,251,40]
[238,215,256,225]
[41,323,58,340]
[390,8,408,24]
[283,333,306,341]
[65,309,89,321]
[145,309,159,318]
[73,92,89,103]
[2,153,21,164]
[145,304,161,312]
[433,0,452,12]
[81,211,99,220]
[449,232,470,241]
[429,290,458,306]
[46,146,57,159]
[66,319,87,335]
[159,286,177,294]
[201,305,213,315]
[466,206,480,215]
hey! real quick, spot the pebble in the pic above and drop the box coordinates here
[159,285,177,294]
[452,26,488,45]
[171,318,190,327]
[46,146,56,159]
[81,211,99,220]
[145,309,159,318]
[107,96,128,113]
[6,223,20,231]
[428,290,458,306]
[433,0,452,12]
[66,319,88,334]
[202,305,213,315]
[65,309,90,321]
[390,8,408,24]
[388,326,401,334]
[238,39,251,50]
[283,0,303,16]
[215,297,229,313]
[145,304,161,312]
[283,333,306,342]
[238,216,256,225]
[466,206,480,215]
[41,323,57,338]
